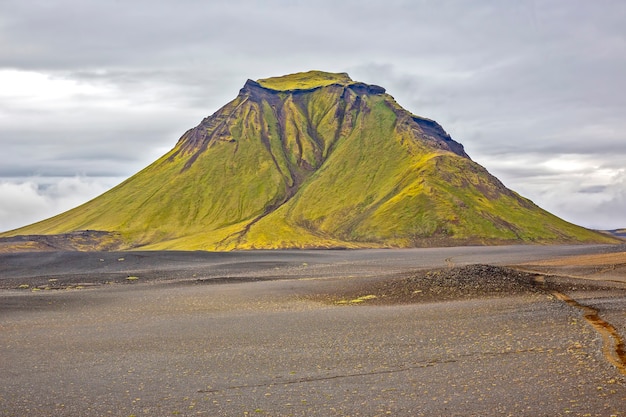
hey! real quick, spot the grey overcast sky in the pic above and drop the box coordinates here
[1,0,625,232]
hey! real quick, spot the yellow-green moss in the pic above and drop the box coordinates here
[257,70,353,91]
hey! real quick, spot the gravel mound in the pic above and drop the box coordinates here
[330,264,543,305]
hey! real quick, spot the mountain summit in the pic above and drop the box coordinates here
[1,70,616,250]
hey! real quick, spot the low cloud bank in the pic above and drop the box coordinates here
[0,176,121,232]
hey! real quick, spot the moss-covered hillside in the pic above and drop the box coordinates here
[1,70,618,250]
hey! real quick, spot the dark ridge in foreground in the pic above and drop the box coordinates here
[0,230,123,252]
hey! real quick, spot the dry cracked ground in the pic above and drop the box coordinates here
[1,245,625,416]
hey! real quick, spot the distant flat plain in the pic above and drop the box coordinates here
[1,245,625,416]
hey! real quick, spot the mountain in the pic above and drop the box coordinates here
[604,229,626,240]
[0,70,618,250]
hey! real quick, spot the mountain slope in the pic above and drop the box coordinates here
[1,70,617,250]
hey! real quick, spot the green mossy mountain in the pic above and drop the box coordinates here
[1,70,618,250]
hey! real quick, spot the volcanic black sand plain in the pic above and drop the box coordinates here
[1,245,626,416]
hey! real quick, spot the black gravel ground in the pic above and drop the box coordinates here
[1,246,625,416]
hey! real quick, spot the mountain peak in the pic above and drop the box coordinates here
[256,70,353,91]
[246,70,386,95]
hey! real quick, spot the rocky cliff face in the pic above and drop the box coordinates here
[175,73,467,172]
[1,70,617,250]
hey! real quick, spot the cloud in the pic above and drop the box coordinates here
[485,156,626,229]
[517,169,626,230]
[0,176,122,232]
[0,68,213,177]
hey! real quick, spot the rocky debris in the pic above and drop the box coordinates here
[327,264,544,305]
